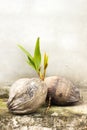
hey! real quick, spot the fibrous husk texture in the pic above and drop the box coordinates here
[7,78,47,114]
[45,76,80,105]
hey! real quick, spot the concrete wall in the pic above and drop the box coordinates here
[0,0,87,86]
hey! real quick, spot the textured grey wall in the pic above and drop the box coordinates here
[0,0,87,86]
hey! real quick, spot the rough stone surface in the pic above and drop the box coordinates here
[0,114,87,130]
[0,111,87,130]
[0,85,87,130]
[0,97,87,130]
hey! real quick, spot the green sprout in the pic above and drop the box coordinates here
[18,37,48,80]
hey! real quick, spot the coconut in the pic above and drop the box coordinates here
[7,78,47,114]
[45,76,80,105]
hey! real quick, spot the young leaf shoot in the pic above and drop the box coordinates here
[18,37,48,80]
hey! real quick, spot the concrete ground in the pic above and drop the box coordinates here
[0,86,87,130]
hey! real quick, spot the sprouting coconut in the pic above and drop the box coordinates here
[7,38,48,114]
[7,37,80,114]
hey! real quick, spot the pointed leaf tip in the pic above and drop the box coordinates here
[44,53,48,69]
[34,37,41,71]
[18,44,36,71]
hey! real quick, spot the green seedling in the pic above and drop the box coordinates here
[18,37,48,80]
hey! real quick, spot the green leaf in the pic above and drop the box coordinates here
[27,56,36,70]
[18,44,33,60]
[34,37,41,71]
[18,44,36,70]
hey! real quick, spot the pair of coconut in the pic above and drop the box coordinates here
[7,76,80,114]
[7,38,80,114]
